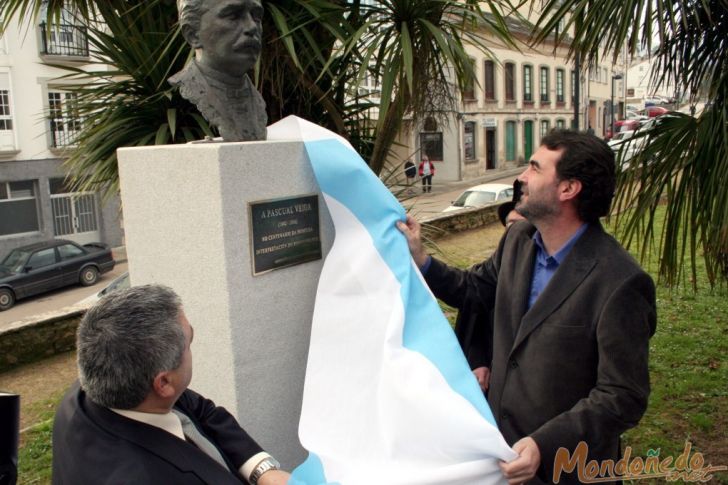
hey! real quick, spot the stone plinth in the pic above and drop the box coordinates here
[118,140,333,468]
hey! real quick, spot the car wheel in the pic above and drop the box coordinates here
[80,266,99,286]
[0,288,15,311]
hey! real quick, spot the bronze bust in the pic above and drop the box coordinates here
[169,0,267,141]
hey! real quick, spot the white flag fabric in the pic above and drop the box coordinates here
[268,116,517,485]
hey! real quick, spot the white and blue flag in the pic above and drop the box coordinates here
[268,116,516,485]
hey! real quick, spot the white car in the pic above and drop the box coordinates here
[77,271,130,305]
[610,131,648,169]
[625,110,648,121]
[443,183,514,212]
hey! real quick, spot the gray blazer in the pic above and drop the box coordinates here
[426,221,656,483]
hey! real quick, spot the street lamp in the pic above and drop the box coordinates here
[611,74,623,139]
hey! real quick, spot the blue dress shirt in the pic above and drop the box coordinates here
[527,224,588,308]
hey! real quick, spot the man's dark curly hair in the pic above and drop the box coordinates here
[540,129,616,222]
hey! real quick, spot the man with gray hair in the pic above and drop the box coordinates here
[169,0,267,141]
[52,285,288,485]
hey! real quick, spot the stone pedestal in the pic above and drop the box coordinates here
[117,140,333,468]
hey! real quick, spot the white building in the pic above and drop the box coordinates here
[625,53,676,105]
[0,13,122,256]
[393,9,627,183]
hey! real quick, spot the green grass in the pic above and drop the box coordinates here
[17,392,65,485]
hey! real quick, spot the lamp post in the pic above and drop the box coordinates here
[611,73,623,139]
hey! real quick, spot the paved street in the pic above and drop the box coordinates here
[402,168,523,219]
[0,261,128,327]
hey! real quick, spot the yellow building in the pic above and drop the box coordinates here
[393,8,627,182]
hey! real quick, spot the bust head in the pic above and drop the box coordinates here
[178,0,263,78]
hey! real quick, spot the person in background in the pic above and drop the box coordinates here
[404,159,417,193]
[457,179,527,394]
[52,285,289,485]
[419,154,435,193]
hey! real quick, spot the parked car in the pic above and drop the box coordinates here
[625,110,648,121]
[0,239,115,311]
[638,106,669,118]
[644,96,669,106]
[77,271,130,306]
[443,183,513,212]
[610,126,653,170]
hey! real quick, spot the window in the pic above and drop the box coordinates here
[27,248,57,269]
[0,89,12,131]
[58,243,85,260]
[0,181,40,236]
[464,121,476,160]
[420,132,443,161]
[540,119,550,138]
[484,60,495,100]
[0,23,6,55]
[556,69,565,103]
[462,58,476,100]
[48,90,81,148]
[571,70,577,101]
[523,65,533,102]
[38,7,89,57]
[556,119,566,129]
[523,120,534,160]
[505,63,515,102]
[0,72,14,136]
[358,70,380,100]
[505,121,516,161]
[540,67,550,103]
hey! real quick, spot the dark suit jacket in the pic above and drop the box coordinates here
[426,221,656,484]
[52,382,263,484]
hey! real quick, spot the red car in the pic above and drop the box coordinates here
[641,106,669,118]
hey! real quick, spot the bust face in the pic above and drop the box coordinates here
[196,0,263,78]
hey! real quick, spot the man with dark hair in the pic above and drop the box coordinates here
[52,285,289,485]
[398,130,656,484]
[169,0,267,141]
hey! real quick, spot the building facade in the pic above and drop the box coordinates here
[0,14,122,256]
[393,11,627,183]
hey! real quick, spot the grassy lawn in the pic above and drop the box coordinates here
[16,392,62,485]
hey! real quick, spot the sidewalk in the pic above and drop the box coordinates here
[423,166,524,196]
[399,166,525,216]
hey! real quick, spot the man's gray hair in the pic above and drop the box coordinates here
[177,0,207,39]
[77,284,185,409]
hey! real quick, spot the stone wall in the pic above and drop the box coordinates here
[422,202,503,240]
[0,308,84,373]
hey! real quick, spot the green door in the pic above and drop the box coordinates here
[524,120,534,160]
[506,121,516,161]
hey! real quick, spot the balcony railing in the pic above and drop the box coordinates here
[49,118,81,148]
[39,22,89,57]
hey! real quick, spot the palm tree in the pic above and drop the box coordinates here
[534,0,728,287]
[341,0,518,175]
[1,0,519,195]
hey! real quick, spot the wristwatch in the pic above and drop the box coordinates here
[249,457,281,485]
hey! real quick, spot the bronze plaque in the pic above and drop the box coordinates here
[249,195,322,275]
